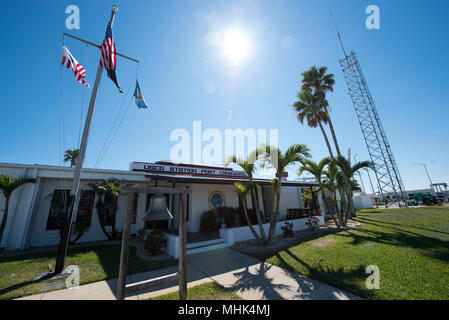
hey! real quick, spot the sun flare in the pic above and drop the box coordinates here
[221,28,251,64]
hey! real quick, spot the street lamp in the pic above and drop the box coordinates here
[354,154,366,194]
[413,162,434,186]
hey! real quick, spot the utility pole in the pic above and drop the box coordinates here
[365,167,376,195]
[414,163,434,186]
[55,5,139,274]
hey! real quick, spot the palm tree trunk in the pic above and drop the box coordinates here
[268,187,281,241]
[0,197,10,247]
[336,188,346,227]
[349,194,356,218]
[250,192,256,214]
[344,183,352,225]
[330,188,342,228]
[330,187,343,227]
[326,116,342,157]
[320,188,340,228]
[251,187,267,244]
[97,203,112,240]
[111,207,118,239]
[318,121,334,159]
[241,196,261,242]
[69,231,83,245]
[99,219,112,240]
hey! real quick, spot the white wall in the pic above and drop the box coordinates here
[219,216,325,246]
[352,194,374,210]
[188,183,240,233]
[0,167,40,249]
[278,186,304,219]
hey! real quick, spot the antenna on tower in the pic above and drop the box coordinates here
[330,11,348,58]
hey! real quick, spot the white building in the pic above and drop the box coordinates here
[0,161,322,253]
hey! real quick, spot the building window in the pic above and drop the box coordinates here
[46,189,95,231]
[46,190,70,231]
[75,190,95,227]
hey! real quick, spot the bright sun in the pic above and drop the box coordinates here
[221,28,250,64]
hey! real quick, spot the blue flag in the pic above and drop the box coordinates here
[133,80,149,109]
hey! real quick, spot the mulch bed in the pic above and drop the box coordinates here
[231,221,363,256]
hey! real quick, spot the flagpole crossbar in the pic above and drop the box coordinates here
[63,33,140,63]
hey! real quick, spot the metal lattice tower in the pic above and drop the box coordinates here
[339,52,407,204]
[330,13,407,205]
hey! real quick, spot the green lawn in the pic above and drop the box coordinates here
[257,206,449,300]
[0,245,176,300]
[150,281,242,300]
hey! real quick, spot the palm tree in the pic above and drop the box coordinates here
[298,157,340,226]
[90,178,126,240]
[322,160,347,227]
[351,179,362,192]
[334,156,373,223]
[260,144,311,242]
[64,149,80,168]
[234,182,261,242]
[226,151,267,244]
[294,91,334,159]
[323,160,339,205]
[0,174,35,248]
[301,66,341,157]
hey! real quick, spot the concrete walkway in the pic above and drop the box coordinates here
[17,248,360,300]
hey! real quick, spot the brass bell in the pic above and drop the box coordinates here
[143,193,173,221]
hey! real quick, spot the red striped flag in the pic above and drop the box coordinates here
[100,21,123,93]
[61,45,90,88]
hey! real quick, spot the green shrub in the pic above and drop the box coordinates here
[200,210,219,232]
[305,215,320,231]
[281,222,294,238]
[216,207,237,227]
[144,230,167,255]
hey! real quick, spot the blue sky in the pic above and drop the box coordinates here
[0,0,448,191]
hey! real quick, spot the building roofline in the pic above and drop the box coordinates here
[0,162,145,176]
[145,173,319,187]
[0,162,319,186]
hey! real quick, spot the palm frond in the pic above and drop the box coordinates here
[0,174,36,198]
[352,161,373,173]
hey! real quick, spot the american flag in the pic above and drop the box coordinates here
[100,21,123,93]
[61,45,90,88]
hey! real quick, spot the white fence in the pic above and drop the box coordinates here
[164,233,180,259]
[163,216,325,258]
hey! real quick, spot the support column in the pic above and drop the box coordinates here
[117,192,134,300]
[178,192,187,300]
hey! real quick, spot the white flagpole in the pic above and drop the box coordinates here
[54,6,118,274]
